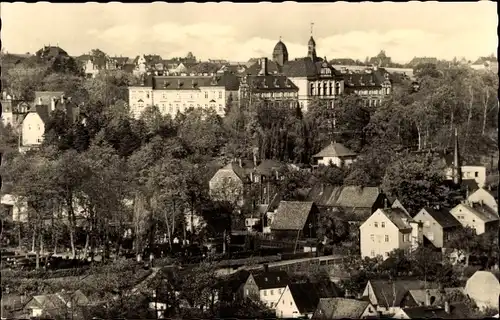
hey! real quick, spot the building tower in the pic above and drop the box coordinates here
[452,127,462,186]
[272,36,289,67]
[308,22,318,61]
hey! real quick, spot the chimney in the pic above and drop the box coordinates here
[60,94,65,103]
[263,263,269,272]
[444,300,450,313]
[238,158,242,167]
[425,290,431,306]
[259,57,268,76]
[384,198,388,208]
[252,148,258,167]
[38,97,43,105]
[51,97,56,112]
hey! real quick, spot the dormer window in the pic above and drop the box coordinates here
[274,79,279,88]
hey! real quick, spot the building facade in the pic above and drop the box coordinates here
[128,73,240,119]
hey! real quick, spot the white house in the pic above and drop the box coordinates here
[465,271,500,310]
[450,202,499,235]
[275,282,342,318]
[312,142,357,168]
[445,165,487,188]
[467,187,498,211]
[360,208,422,260]
[242,270,289,309]
[21,105,48,148]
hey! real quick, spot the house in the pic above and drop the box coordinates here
[467,187,498,211]
[270,201,320,239]
[465,270,500,310]
[362,280,439,315]
[311,298,378,319]
[392,302,472,319]
[313,142,357,168]
[23,290,89,319]
[253,159,285,204]
[450,202,499,235]
[275,281,342,318]
[242,269,289,309]
[209,161,254,206]
[21,94,80,150]
[413,207,462,248]
[305,185,388,223]
[360,208,422,260]
[218,269,251,303]
[402,287,468,307]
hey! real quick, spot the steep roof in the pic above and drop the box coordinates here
[367,280,439,308]
[29,105,50,124]
[458,203,499,222]
[245,59,282,75]
[380,208,415,231]
[283,58,319,78]
[313,142,357,158]
[255,159,284,177]
[334,186,381,208]
[420,207,462,229]
[271,201,315,231]
[221,162,248,181]
[289,282,342,314]
[251,270,289,290]
[312,298,370,319]
[150,73,240,91]
[243,74,298,92]
[306,184,343,207]
[402,303,472,319]
[407,287,467,307]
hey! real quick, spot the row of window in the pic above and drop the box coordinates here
[27,125,41,130]
[309,83,341,96]
[262,288,282,296]
[373,222,386,228]
[370,234,390,242]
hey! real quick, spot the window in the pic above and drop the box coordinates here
[270,289,274,295]
[374,222,378,228]
[28,125,31,130]
[219,92,223,99]
[475,172,479,177]
[263,290,267,296]
[37,125,40,130]
[427,232,434,241]
[381,222,385,228]
[370,234,374,241]
[282,300,285,305]
[246,289,249,295]
[370,250,375,257]
[205,92,208,98]
[37,138,42,143]
[385,235,389,242]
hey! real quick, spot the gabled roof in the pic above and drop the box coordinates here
[392,199,411,216]
[456,203,499,222]
[221,162,248,181]
[289,282,342,314]
[255,159,284,177]
[380,208,415,231]
[367,280,439,308]
[312,298,370,319]
[283,58,319,78]
[419,207,462,229]
[28,105,50,124]
[313,142,357,158]
[402,302,472,319]
[306,184,343,207]
[333,186,381,208]
[407,287,467,307]
[271,201,315,231]
[251,270,289,290]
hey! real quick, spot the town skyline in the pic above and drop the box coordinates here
[1,2,497,63]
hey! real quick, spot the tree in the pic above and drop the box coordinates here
[413,63,442,79]
[313,164,345,186]
[277,167,312,201]
[382,153,459,213]
[4,66,46,101]
[447,226,480,267]
[317,215,349,244]
[411,246,441,286]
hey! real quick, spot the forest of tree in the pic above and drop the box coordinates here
[0,47,498,268]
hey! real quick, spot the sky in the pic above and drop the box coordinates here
[1,2,497,63]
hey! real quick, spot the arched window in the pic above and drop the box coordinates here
[310,83,315,95]
[329,82,333,95]
[323,82,328,96]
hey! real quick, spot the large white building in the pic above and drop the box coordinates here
[128,73,240,119]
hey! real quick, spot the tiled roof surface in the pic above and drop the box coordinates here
[408,287,466,307]
[150,73,240,91]
[421,207,461,229]
[312,298,370,319]
[381,208,415,230]
[289,282,342,314]
[245,60,282,75]
[313,142,357,158]
[368,280,439,308]
[221,162,248,181]
[244,75,298,92]
[255,159,284,176]
[282,58,318,78]
[402,303,472,319]
[333,186,381,208]
[32,105,50,124]
[459,203,499,222]
[271,201,315,231]
[306,184,343,207]
[252,271,289,290]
